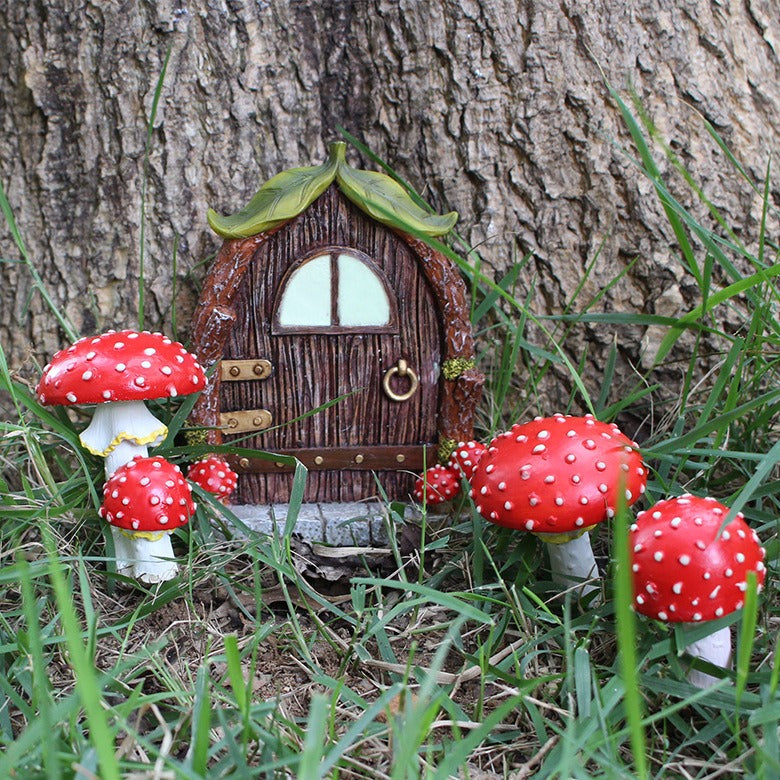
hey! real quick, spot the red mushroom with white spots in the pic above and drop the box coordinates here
[99,455,197,583]
[413,463,461,506]
[37,330,205,579]
[630,494,766,688]
[187,456,238,504]
[470,413,647,596]
[447,440,487,479]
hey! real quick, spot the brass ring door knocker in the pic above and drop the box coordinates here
[382,358,419,402]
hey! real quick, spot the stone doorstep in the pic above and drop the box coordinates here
[229,502,398,546]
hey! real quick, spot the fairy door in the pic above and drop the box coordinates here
[218,186,442,503]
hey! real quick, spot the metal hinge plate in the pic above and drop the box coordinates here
[220,359,273,381]
[219,408,273,434]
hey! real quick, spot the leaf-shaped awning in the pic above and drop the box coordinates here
[207,142,458,239]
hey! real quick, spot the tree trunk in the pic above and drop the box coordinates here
[2,0,778,417]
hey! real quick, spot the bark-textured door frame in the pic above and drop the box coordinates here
[190,186,483,503]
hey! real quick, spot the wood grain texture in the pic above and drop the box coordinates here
[191,185,480,503]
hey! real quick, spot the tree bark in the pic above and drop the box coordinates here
[1,0,778,416]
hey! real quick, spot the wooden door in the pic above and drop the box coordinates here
[219,186,442,503]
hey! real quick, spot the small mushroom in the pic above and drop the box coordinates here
[413,464,461,506]
[470,413,647,597]
[37,330,205,578]
[630,494,766,688]
[99,455,196,583]
[187,456,238,503]
[447,440,487,479]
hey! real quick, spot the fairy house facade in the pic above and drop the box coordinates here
[190,143,483,504]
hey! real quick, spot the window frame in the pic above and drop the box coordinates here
[271,245,399,335]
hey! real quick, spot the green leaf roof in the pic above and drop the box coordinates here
[207,142,458,239]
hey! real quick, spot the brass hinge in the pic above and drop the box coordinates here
[219,409,273,434]
[220,359,273,381]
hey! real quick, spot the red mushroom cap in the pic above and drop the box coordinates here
[447,440,487,479]
[187,456,238,502]
[470,413,646,533]
[36,330,206,406]
[413,464,461,505]
[99,455,196,533]
[630,494,766,623]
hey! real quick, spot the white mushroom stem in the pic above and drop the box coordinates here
[104,438,149,480]
[684,625,731,689]
[81,400,168,463]
[543,531,600,599]
[80,400,177,583]
[111,531,178,584]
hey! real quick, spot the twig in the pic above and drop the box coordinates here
[513,736,559,779]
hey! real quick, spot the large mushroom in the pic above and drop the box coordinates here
[99,456,196,583]
[630,494,766,688]
[37,330,205,578]
[470,413,647,597]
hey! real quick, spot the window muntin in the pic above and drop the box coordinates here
[273,248,398,334]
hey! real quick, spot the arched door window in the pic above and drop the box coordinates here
[272,247,398,334]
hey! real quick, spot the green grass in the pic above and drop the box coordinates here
[0,89,778,778]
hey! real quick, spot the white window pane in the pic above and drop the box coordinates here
[337,253,390,326]
[277,254,332,327]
